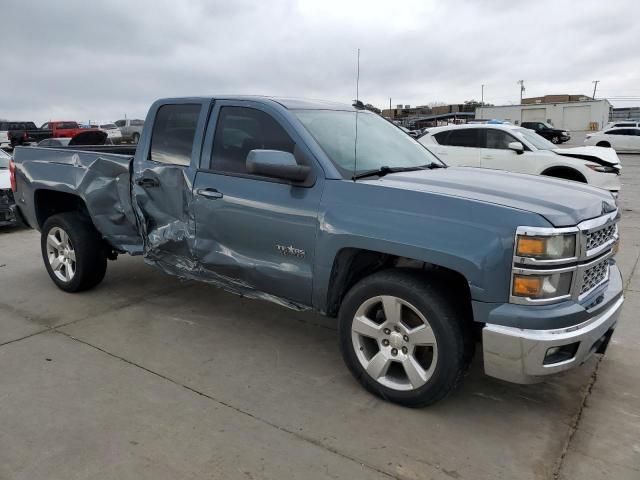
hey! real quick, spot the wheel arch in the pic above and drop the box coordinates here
[540,166,587,183]
[34,189,91,229]
[324,247,472,319]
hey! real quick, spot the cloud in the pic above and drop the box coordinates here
[2,0,638,123]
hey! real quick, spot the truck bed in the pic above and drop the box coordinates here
[12,146,143,254]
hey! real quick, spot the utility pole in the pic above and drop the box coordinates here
[592,80,600,99]
[517,80,525,104]
[481,84,484,105]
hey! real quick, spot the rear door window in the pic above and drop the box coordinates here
[445,128,480,148]
[150,104,202,166]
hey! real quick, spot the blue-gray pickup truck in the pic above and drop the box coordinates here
[10,97,623,406]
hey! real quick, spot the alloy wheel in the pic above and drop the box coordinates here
[46,226,76,282]
[351,295,438,391]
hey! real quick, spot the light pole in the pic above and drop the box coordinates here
[481,84,484,105]
[517,80,525,104]
[592,80,600,99]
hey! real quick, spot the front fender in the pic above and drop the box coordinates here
[312,180,550,312]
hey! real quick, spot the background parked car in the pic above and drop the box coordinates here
[115,118,144,143]
[2,121,52,147]
[88,123,122,144]
[584,127,640,153]
[521,121,570,144]
[0,148,16,226]
[38,130,108,147]
[603,121,640,130]
[419,124,621,193]
[41,121,88,138]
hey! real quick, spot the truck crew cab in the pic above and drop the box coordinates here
[10,96,623,406]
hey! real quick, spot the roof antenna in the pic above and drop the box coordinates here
[353,48,361,181]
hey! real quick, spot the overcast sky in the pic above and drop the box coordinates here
[2,0,639,124]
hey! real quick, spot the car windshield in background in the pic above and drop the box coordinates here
[100,124,117,129]
[515,128,556,150]
[294,110,442,177]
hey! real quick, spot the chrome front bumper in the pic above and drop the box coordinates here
[482,295,623,384]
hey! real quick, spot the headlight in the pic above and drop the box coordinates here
[512,271,573,300]
[586,164,618,173]
[562,131,569,136]
[516,234,577,260]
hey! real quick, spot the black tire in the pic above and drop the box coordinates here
[551,136,560,144]
[41,213,107,292]
[132,132,140,144]
[338,269,471,407]
[543,169,587,183]
[596,141,611,148]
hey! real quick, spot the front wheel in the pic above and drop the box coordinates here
[551,136,560,144]
[338,270,470,407]
[41,213,107,292]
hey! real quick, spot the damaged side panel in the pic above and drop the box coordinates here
[129,98,320,311]
[13,147,143,253]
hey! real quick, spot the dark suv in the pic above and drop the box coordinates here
[521,122,570,144]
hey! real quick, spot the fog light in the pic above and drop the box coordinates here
[544,342,580,365]
[546,346,561,357]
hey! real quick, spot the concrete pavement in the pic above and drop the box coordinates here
[0,154,638,480]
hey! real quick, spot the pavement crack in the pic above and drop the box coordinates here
[54,330,399,480]
[552,356,602,479]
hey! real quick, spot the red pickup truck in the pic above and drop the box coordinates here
[41,121,89,138]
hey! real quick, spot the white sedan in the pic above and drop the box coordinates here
[584,127,640,153]
[419,124,621,193]
[89,123,123,144]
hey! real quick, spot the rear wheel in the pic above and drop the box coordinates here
[41,213,107,292]
[338,270,470,407]
[596,141,611,148]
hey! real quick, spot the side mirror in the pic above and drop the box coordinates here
[246,149,310,182]
[508,141,524,154]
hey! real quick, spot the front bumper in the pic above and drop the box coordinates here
[482,272,623,384]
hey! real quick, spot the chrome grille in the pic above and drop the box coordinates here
[586,223,616,252]
[580,260,609,295]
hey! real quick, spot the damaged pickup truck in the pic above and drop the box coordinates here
[10,97,624,406]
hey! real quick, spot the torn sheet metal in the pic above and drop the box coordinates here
[130,161,310,312]
[13,147,142,253]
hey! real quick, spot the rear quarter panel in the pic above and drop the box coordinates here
[12,147,142,253]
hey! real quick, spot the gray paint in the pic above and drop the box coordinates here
[11,96,620,327]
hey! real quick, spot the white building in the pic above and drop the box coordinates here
[476,99,612,131]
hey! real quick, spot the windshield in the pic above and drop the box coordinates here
[514,127,556,151]
[100,124,117,129]
[294,110,443,177]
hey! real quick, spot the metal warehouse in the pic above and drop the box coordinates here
[475,99,611,131]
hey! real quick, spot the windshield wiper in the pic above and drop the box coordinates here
[352,163,445,180]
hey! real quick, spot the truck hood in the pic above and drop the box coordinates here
[552,146,620,166]
[368,167,616,227]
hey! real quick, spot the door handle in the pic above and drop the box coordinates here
[136,177,160,188]
[196,188,223,199]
